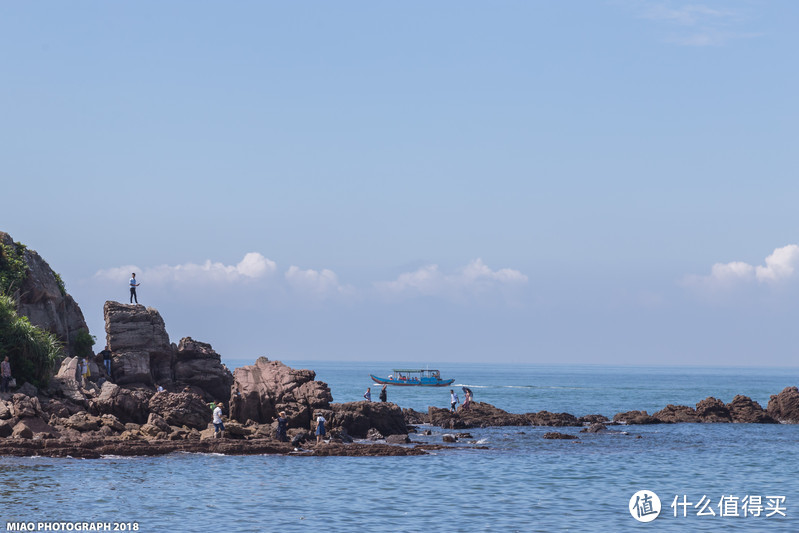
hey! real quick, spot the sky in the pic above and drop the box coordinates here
[1,1,798,366]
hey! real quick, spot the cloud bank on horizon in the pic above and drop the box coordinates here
[94,255,528,302]
[684,244,799,289]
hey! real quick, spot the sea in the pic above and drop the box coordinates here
[1,361,798,532]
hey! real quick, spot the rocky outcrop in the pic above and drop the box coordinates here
[767,386,799,423]
[328,401,408,438]
[230,358,332,427]
[653,404,701,423]
[694,397,731,422]
[174,338,234,401]
[1,232,89,357]
[727,395,776,424]
[148,391,210,430]
[89,382,152,424]
[103,303,233,401]
[104,301,173,386]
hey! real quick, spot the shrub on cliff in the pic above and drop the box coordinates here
[0,294,62,387]
[0,240,28,294]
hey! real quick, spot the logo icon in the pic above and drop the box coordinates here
[629,490,661,522]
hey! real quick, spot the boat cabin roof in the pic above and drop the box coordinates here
[392,369,440,373]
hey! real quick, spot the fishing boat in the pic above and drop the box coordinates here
[370,368,454,387]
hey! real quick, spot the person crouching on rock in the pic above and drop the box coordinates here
[276,411,288,442]
[315,413,326,444]
[213,401,225,439]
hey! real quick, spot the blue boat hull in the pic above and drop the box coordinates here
[370,374,455,387]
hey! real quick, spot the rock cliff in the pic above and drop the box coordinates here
[0,231,89,356]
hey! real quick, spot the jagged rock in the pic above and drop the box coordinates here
[1,232,89,357]
[63,413,101,432]
[10,394,43,419]
[366,428,384,440]
[55,357,80,380]
[90,382,152,424]
[104,301,174,386]
[613,410,661,425]
[402,408,427,425]
[0,401,11,420]
[47,375,88,406]
[442,434,456,443]
[230,358,332,426]
[145,413,172,434]
[543,432,578,440]
[653,404,700,423]
[695,397,731,422]
[43,399,83,419]
[329,401,408,438]
[727,395,776,424]
[16,382,37,397]
[100,414,126,432]
[767,386,799,423]
[0,420,14,438]
[173,338,234,402]
[12,422,34,439]
[385,434,409,444]
[529,411,581,427]
[148,391,210,430]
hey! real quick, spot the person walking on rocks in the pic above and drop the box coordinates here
[450,390,459,412]
[213,401,225,439]
[276,411,288,442]
[363,387,371,401]
[1,356,12,393]
[379,384,387,402]
[129,273,140,304]
[315,413,326,444]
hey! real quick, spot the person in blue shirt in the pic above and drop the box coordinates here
[129,273,140,304]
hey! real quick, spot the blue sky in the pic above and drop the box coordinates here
[2,1,798,365]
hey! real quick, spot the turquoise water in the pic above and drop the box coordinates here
[1,362,798,532]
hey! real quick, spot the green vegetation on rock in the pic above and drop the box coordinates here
[73,329,96,358]
[0,294,62,387]
[0,241,28,294]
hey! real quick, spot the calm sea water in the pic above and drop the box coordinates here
[1,362,798,532]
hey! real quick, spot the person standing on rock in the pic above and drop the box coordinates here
[129,273,140,304]
[1,356,12,393]
[101,347,112,376]
[379,385,387,402]
[363,387,371,401]
[213,401,225,439]
[276,411,288,442]
[450,390,459,412]
[315,413,326,444]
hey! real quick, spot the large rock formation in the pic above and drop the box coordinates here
[767,386,799,423]
[1,231,89,357]
[174,338,234,401]
[328,401,408,437]
[103,302,233,400]
[230,358,333,427]
[104,301,173,386]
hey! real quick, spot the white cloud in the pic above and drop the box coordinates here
[625,1,758,47]
[376,259,528,299]
[94,252,277,285]
[284,266,352,298]
[684,245,799,289]
[755,245,799,282]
